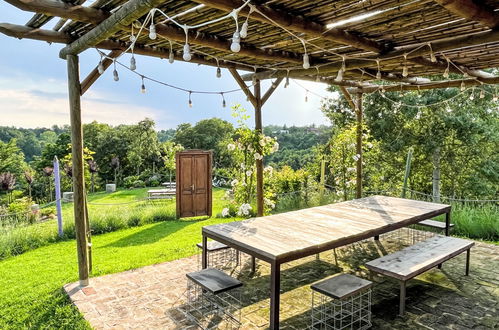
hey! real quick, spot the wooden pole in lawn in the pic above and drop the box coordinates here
[355,93,363,199]
[254,79,264,217]
[67,54,90,286]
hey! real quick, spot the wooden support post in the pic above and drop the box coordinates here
[254,79,264,217]
[67,54,90,287]
[355,93,363,199]
[402,148,413,198]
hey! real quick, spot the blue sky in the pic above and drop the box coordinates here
[0,3,336,130]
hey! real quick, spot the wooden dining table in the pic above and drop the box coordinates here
[201,195,451,329]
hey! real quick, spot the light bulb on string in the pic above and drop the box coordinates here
[216,66,222,78]
[460,81,466,91]
[231,31,241,53]
[284,75,290,88]
[149,23,157,40]
[130,55,136,71]
[469,92,474,101]
[303,53,310,69]
[493,94,498,102]
[168,43,175,64]
[140,76,146,94]
[402,54,409,77]
[305,90,309,102]
[240,21,248,38]
[335,68,344,82]
[113,61,119,81]
[97,56,104,75]
[188,91,193,108]
[443,59,450,78]
[480,89,485,99]
[376,59,381,80]
[221,93,226,108]
[183,43,192,61]
[429,43,437,63]
[271,80,277,88]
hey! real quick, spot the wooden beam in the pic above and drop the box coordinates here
[0,23,256,72]
[5,0,108,25]
[433,0,499,29]
[80,49,122,95]
[254,79,264,217]
[355,93,363,199]
[66,54,90,287]
[241,29,499,81]
[191,0,387,53]
[339,86,356,109]
[261,78,283,106]
[359,76,499,93]
[229,68,257,108]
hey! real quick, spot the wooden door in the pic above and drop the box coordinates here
[176,150,212,218]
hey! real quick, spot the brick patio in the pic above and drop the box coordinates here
[64,230,499,329]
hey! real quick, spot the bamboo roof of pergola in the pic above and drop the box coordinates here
[2,0,499,92]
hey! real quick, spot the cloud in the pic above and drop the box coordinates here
[0,86,161,129]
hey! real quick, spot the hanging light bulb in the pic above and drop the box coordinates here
[221,93,226,108]
[216,67,222,78]
[429,44,437,63]
[183,43,192,61]
[493,94,498,102]
[469,92,474,100]
[480,89,485,99]
[113,66,119,82]
[285,76,290,88]
[305,90,309,102]
[97,58,104,75]
[443,60,450,79]
[303,53,310,69]
[240,21,249,38]
[130,55,136,71]
[460,81,466,91]
[140,76,146,94]
[188,91,193,108]
[316,75,321,82]
[231,31,241,52]
[335,68,344,82]
[402,54,409,77]
[168,50,175,64]
[376,59,381,80]
[149,23,157,40]
[130,34,136,43]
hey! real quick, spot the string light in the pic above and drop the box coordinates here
[97,55,105,75]
[335,57,346,82]
[460,81,466,91]
[402,54,409,77]
[240,21,249,38]
[130,55,136,71]
[221,92,226,107]
[183,43,192,61]
[480,89,485,99]
[493,94,498,102]
[168,42,175,64]
[113,61,119,81]
[140,76,146,93]
[443,57,450,78]
[216,66,222,78]
[303,54,310,69]
[469,91,474,100]
[305,90,309,102]
[428,43,437,63]
[284,71,290,88]
[149,22,157,40]
[188,91,193,107]
[376,59,381,80]
[316,67,321,82]
[231,31,241,52]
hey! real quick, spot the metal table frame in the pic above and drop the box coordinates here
[201,197,451,329]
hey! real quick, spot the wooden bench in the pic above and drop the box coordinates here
[417,219,454,231]
[147,189,175,200]
[366,235,474,316]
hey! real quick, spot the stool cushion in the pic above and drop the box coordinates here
[196,241,230,252]
[311,274,372,300]
[187,268,242,294]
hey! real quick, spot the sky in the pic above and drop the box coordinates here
[0,4,337,130]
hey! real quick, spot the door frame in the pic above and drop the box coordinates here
[176,150,213,219]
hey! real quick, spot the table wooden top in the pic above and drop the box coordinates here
[203,196,450,263]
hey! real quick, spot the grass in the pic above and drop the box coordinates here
[0,214,241,328]
[0,188,229,260]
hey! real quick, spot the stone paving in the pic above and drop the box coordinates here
[64,230,499,329]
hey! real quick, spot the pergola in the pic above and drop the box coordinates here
[1,0,498,287]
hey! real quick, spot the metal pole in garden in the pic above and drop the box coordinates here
[53,156,63,237]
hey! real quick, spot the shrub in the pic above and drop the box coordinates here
[133,180,146,188]
[123,176,140,188]
[40,207,56,218]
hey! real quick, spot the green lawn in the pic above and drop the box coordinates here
[0,214,239,328]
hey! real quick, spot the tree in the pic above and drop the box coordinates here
[160,141,184,184]
[0,140,27,182]
[24,169,34,198]
[126,118,160,175]
[87,160,98,193]
[0,172,16,203]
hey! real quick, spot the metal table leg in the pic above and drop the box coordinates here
[270,261,281,329]
[465,249,470,276]
[445,212,451,236]
[202,234,208,269]
[251,256,256,273]
[399,280,406,316]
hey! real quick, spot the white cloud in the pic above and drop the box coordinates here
[0,77,161,128]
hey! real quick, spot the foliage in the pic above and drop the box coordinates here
[0,140,26,183]
[160,141,184,183]
[221,105,279,217]
[126,118,161,175]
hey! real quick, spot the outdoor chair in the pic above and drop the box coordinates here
[311,273,372,330]
[185,268,243,329]
[196,241,240,271]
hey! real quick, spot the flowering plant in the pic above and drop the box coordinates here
[220,105,279,217]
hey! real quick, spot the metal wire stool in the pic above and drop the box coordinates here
[196,241,240,271]
[185,268,243,330]
[311,274,372,330]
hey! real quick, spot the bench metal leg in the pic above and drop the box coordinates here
[466,249,470,276]
[399,281,406,316]
[251,256,256,274]
[445,212,451,236]
[374,235,380,241]
[437,263,442,269]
